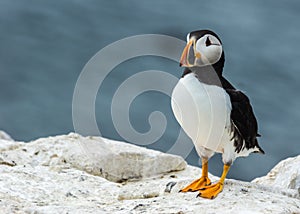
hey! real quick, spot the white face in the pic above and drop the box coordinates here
[187,34,223,66]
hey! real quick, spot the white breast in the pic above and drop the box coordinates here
[171,73,232,153]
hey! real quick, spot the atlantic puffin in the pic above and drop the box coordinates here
[171,30,264,199]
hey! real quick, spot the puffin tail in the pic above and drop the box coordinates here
[255,139,265,154]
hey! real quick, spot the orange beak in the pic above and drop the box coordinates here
[180,40,193,67]
[180,39,201,67]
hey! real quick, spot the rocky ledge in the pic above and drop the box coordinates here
[0,132,299,213]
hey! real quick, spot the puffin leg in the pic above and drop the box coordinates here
[180,158,211,192]
[197,164,231,199]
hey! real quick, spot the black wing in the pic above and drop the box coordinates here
[225,88,263,153]
[220,76,235,90]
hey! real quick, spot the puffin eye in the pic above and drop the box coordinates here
[205,37,212,46]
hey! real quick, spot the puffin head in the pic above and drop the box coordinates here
[180,30,223,67]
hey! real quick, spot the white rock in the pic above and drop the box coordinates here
[0,133,299,213]
[0,130,13,141]
[0,136,22,167]
[252,155,300,191]
[23,133,187,182]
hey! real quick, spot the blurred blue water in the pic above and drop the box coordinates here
[0,0,300,181]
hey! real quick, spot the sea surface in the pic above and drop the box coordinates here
[1,0,300,181]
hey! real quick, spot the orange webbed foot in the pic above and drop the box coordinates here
[196,164,231,199]
[179,176,211,192]
[197,181,224,199]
